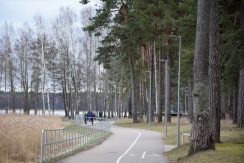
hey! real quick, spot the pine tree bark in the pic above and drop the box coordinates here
[237,2,244,128]
[151,45,155,122]
[146,43,153,123]
[209,0,221,143]
[129,56,137,122]
[118,80,122,118]
[237,68,244,127]
[128,87,132,118]
[188,77,193,122]
[220,80,226,119]
[188,0,215,155]
[157,50,162,122]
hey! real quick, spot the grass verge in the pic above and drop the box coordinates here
[165,119,244,163]
[116,118,244,163]
[116,117,191,144]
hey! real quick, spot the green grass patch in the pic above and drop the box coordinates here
[64,121,79,129]
[165,144,189,161]
[165,119,244,163]
[170,144,244,163]
[116,118,244,163]
[116,118,191,145]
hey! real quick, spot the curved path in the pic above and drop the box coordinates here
[62,126,168,163]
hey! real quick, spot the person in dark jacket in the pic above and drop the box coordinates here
[99,111,103,121]
[91,112,95,125]
[84,113,88,125]
[99,111,103,118]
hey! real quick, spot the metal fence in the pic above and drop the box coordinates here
[40,118,111,163]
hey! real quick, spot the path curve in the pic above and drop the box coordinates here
[62,126,167,163]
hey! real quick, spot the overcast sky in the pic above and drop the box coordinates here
[0,0,100,27]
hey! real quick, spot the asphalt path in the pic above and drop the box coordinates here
[62,126,168,163]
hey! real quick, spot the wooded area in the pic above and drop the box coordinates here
[0,0,243,156]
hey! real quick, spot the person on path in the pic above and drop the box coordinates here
[84,113,88,125]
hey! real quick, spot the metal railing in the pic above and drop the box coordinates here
[40,118,111,163]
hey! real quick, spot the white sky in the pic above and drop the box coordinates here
[0,0,100,27]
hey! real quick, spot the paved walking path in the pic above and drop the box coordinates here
[62,126,173,163]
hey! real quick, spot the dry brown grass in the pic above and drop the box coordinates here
[0,114,64,163]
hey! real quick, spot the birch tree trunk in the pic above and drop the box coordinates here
[9,60,16,113]
[189,0,215,155]
[154,42,159,121]
[52,69,56,115]
[4,60,8,113]
[93,65,97,113]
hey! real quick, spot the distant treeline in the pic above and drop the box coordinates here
[0,91,128,113]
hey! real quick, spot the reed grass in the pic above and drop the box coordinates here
[0,114,63,163]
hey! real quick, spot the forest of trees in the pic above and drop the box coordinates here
[80,0,243,155]
[0,0,243,155]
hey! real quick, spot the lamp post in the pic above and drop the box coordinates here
[163,34,182,147]
[161,59,168,138]
[176,36,182,147]
[145,70,152,128]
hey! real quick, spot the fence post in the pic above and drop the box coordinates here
[40,130,44,163]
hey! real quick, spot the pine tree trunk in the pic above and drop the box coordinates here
[151,45,155,122]
[189,0,215,155]
[229,91,233,119]
[118,80,122,118]
[220,80,226,119]
[139,75,143,120]
[128,88,132,118]
[157,50,162,122]
[188,77,193,122]
[129,56,137,122]
[237,2,244,127]
[146,44,152,123]
[232,83,238,124]
[226,93,231,119]
[237,67,244,127]
[209,0,221,143]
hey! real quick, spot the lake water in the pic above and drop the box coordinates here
[0,109,85,116]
